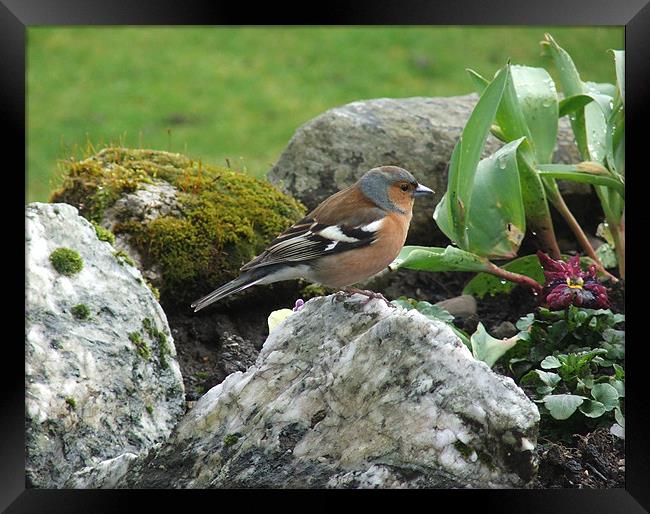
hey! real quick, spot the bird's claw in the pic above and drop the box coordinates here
[340,287,393,307]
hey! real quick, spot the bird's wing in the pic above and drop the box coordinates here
[240,212,385,272]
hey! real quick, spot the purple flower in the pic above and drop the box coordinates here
[537,251,609,310]
[292,299,305,312]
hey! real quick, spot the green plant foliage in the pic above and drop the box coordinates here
[390,246,490,274]
[49,247,84,276]
[512,306,624,434]
[50,148,306,306]
[470,322,524,368]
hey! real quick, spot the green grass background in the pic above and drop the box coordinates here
[27,26,623,203]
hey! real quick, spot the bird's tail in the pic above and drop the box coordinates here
[190,271,264,312]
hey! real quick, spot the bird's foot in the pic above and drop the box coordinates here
[341,287,392,306]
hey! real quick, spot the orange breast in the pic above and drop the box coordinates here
[309,213,410,288]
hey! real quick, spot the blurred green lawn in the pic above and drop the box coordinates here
[27,26,623,202]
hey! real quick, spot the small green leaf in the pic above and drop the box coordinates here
[591,383,619,411]
[610,379,625,398]
[390,245,489,273]
[521,369,561,394]
[470,322,522,368]
[541,355,562,369]
[543,394,585,420]
[614,407,625,428]
[594,242,617,269]
[558,94,596,117]
[579,399,606,418]
[413,301,455,323]
[613,363,625,380]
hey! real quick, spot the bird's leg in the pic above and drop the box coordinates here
[342,287,392,306]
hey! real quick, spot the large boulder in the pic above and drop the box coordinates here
[68,294,540,489]
[267,94,590,246]
[25,202,186,488]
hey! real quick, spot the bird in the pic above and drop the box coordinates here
[190,165,434,312]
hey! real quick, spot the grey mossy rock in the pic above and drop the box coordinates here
[25,203,185,488]
[101,180,181,287]
[74,294,540,489]
[267,94,587,246]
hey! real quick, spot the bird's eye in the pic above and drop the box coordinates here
[400,183,409,192]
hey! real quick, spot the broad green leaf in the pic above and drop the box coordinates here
[463,138,527,258]
[543,394,586,420]
[535,164,625,197]
[584,81,617,98]
[559,94,596,117]
[591,382,619,411]
[389,245,489,273]
[610,50,624,104]
[468,65,560,252]
[470,322,522,368]
[579,399,606,418]
[543,34,609,164]
[510,65,558,163]
[442,64,510,245]
[541,355,562,369]
[463,254,545,299]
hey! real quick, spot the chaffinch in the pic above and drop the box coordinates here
[191,166,434,312]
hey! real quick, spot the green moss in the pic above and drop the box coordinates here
[65,397,77,410]
[114,249,136,267]
[453,440,474,461]
[49,247,84,276]
[223,434,239,446]
[128,331,151,360]
[71,303,91,320]
[142,318,170,369]
[50,148,306,306]
[92,221,115,245]
[144,278,160,301]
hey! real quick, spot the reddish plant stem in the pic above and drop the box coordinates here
[546,186,618,283]
[484,261,543,295]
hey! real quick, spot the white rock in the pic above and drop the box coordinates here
[25,202,185,488]
[94,294,539,489]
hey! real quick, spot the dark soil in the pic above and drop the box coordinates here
[165,266,624,489]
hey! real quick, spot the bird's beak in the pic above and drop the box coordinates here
[413,183,434,197]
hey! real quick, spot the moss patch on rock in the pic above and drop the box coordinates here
[49,247,84,276]
[51,148,306,306]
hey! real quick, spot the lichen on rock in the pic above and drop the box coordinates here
[50,148,306,307]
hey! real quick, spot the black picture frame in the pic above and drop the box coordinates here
[6,1,648,511]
